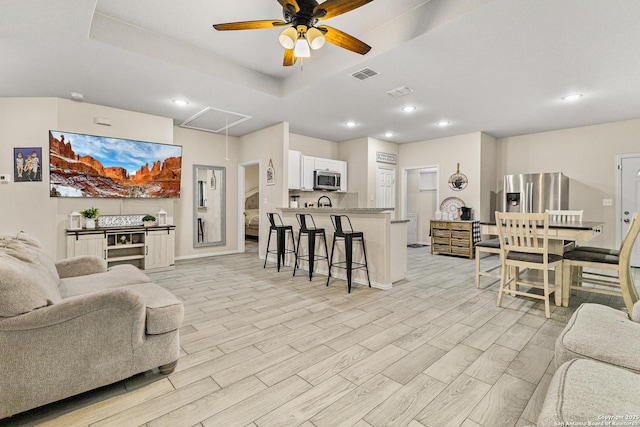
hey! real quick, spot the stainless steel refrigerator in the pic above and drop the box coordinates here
[503,172,569,213]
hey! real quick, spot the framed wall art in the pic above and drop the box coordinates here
[14,147,42,182]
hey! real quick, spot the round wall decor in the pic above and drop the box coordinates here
[448,163,468,191]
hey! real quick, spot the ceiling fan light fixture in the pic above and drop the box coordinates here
[279,27,298,49]
[294,37,311,58]
[307,27,326,50]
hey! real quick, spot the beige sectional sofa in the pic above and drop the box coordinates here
[0,232,184,419]
[537,302,640,426]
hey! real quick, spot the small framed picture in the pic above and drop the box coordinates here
[14,147,42,182]
[266,159,275,186]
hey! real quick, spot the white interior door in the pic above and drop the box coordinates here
[377,167,395,218]
[620,155,640,267]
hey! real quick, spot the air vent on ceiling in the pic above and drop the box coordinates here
[386,86,414,98]
[178,107,252,133]
[350,67,378,81]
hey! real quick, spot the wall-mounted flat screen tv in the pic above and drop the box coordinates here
[49,130,183,198]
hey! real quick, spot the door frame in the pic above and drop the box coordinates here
[400,165,440,220]
[238,159,260,254]
[615,152,640,247]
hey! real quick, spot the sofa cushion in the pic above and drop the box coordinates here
[122,283,184,334]
[555,303,640,373]
[59,264,152,298]
[537,359,640,427]
[0,232,62,317]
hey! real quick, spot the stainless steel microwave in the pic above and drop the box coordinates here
[314,170,341,191]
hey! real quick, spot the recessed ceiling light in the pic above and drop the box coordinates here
[401,106,416,113]
[436,120,451,127]
[70,92,84,102]
[173,99,189,106]
[384,132,394,138]
[561,93,583,101]
[345,121,357,127]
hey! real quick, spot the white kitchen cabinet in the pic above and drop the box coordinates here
[289,151,347,191]
[314,157,335,171]
[337,160,347,191]
[288,150,302,190]
[301,155,315,190]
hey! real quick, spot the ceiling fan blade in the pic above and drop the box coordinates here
[318,25,371,55]
[278,0,300,13]
[314,0,374,20]
[283,48,297,66]
[213,20,287,31]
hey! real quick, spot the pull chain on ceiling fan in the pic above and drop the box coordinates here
[213,0,373,67]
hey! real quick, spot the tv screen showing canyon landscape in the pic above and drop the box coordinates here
[49,130,182,198]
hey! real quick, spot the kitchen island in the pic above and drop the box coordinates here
[279,207,407,289]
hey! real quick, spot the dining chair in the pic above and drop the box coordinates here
[475,237,502,288]
[546,209,584,223]
[495,211,564,318]
[562,212,640,315]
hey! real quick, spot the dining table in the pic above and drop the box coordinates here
[480,220,605,254]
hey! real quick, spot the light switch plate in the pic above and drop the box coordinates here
[602,198,613,206]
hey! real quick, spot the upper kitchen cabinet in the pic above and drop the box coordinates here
[288,150,347,192]
[302,156,315,190]
[289,150,302,190]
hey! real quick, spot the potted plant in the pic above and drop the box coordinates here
[80,207,99,229]
[142,214,156,227]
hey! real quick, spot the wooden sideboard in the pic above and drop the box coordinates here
[66,226,176,270]
[430,220,479,259]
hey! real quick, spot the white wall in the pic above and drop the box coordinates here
[173,126,239,259]
[497,118,640,248]
[238,122,289,258]
[399,132,483,220]
[0,98,59,258]
[290,133,338,159]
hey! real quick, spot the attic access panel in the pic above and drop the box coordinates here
[178,107,252,133]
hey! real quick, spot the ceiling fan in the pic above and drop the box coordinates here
[213,0,373,66]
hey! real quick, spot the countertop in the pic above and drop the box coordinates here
[279,207,393,213]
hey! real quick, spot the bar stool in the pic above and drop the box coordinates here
[264,212,296,272]
[293,213,329,280]
[327,214,371,293]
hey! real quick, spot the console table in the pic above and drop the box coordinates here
[430,220,480,259]
[66,225,176,270]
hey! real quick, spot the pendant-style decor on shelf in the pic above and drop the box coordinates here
[448,163,468,191]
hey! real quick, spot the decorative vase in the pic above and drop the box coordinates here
[144,220,155,227]
[85,218,96,229]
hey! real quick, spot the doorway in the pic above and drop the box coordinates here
[617,153,640,267]
[238,160,260,255]
[401,165,439,245]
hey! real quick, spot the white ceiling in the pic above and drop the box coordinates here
[2,0,640,143]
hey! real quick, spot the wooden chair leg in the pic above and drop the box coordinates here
[562,262,571,307]
[543,270,551,319]
[554,264,562,307]
[475,247,481,288]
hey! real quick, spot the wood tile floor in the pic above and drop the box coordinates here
[3,242,638,427]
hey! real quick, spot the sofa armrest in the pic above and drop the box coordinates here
[0,288,147,419]
[55,255,108,278]
[0,288,144,333]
